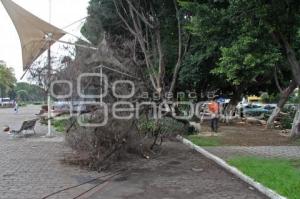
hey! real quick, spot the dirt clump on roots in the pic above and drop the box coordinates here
[64,110,143,170]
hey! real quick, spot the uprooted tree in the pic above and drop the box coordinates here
[52,0,192,169]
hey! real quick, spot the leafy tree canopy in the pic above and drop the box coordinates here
[179,0,299,100]
[14,82,45,102]
[0,64,16,98]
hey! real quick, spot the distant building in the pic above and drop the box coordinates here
[0,60,6,66]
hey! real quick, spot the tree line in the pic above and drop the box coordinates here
[0,63,44,102]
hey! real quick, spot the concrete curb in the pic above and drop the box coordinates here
[177,135,287,199]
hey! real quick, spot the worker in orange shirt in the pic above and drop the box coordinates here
[208,97,220,133]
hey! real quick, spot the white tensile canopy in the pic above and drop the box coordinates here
[1,0,67,137]
[1,0,99,137]
[1,0,66,70]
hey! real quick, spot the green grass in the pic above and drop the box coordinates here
[52,119,69,133]
[32,101,43,105]
[19,103,27,107]
[293,139,300,146]
[228,157,300,199]
[187,135,221,146]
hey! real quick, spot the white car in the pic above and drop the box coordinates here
[0,98,14,107]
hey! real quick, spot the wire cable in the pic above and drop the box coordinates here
[72,174,117,199]
[95,65,140,80]
[41,169,125,199]
[62,16,88,30]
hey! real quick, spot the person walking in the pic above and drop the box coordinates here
[208,97,220,133]
[14,101,19,114]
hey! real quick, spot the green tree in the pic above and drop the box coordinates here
[179,0,282,104]
[181,0,300,136]
[0,64,16,98]
[14,82,45,102]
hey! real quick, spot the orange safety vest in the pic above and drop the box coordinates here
[208,102,219,113]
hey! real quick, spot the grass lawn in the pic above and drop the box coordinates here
[228,157,300,199]
[52,119,69,133]
[187,135,221,146]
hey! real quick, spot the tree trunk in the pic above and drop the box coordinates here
[291,105,300,139]
[267,80,297,128]
[277,32,300,86]
[267,107,281,128]
[224,90,241,124]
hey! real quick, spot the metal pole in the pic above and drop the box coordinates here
[47,40,52,137]
[100,66,103,104]
[47,0,52,137]
[49,0,52,23]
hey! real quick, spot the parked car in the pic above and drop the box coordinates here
[263,104,277,111]
[243,104,272,117]
[0,98,14,107]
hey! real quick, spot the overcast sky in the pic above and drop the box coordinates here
[0,0,90,81]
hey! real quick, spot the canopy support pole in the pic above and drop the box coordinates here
[47,0,52,137]
[100,65,103,104]
[47,36,52,137]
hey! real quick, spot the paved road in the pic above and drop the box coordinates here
[0,106,266,199]
[204,146,300,160]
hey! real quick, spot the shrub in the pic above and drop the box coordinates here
[261,92,280,103]
[138,117,187,137]
[52,119,69,132]
[281,116,293,129]
[281,107,296,129]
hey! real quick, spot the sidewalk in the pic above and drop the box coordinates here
[0,105,100,199]
[204,146,300,159]
[0,106,267,199]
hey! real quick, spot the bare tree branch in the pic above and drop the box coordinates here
[125,0,155,29]
[128,3,158,90]
[113,0,137,37]
[169,0,183,93]
[155,25,164,94]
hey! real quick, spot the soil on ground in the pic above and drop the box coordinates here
[200,121,299,146]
